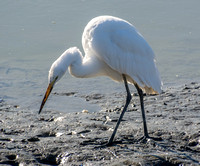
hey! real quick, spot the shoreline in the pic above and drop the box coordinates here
[0,82,200,165]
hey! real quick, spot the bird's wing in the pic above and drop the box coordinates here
[88,23,162,94]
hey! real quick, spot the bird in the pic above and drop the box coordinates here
[38,15,162,146]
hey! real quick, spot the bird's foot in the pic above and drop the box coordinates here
[101,140,116,147]
[94,139,123,149]
[137,135,149,143]
[93,139,115,149]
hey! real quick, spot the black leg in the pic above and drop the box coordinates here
[134,84,149,139]
[107,74,132,146]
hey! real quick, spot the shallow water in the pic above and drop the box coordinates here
[0,0,200,112]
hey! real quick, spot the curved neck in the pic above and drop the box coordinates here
[63,47,104,78]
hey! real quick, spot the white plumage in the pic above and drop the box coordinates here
[82,16,161,94]
[39,15,162,145]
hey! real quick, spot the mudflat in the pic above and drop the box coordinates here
[0,82,199,165]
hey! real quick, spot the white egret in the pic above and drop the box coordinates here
[39,15,162,145]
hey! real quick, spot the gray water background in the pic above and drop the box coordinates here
[0,0,200,112]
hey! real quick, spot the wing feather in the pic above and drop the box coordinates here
[83,16,162,94]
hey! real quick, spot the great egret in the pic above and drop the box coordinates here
[39,15,162,145]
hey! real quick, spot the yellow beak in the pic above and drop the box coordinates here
[38,79,56,114]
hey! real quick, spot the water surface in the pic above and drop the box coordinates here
[0,0,200,112]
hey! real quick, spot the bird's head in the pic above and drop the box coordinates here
[38,47,81,114]
[38,52,69,114]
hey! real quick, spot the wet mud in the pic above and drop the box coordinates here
[0,82,200,165]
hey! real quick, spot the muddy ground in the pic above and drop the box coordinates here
[0,82,200,165]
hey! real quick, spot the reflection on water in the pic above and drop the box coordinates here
[0,0,200,112]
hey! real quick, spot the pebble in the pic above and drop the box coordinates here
[82,109,89,113]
